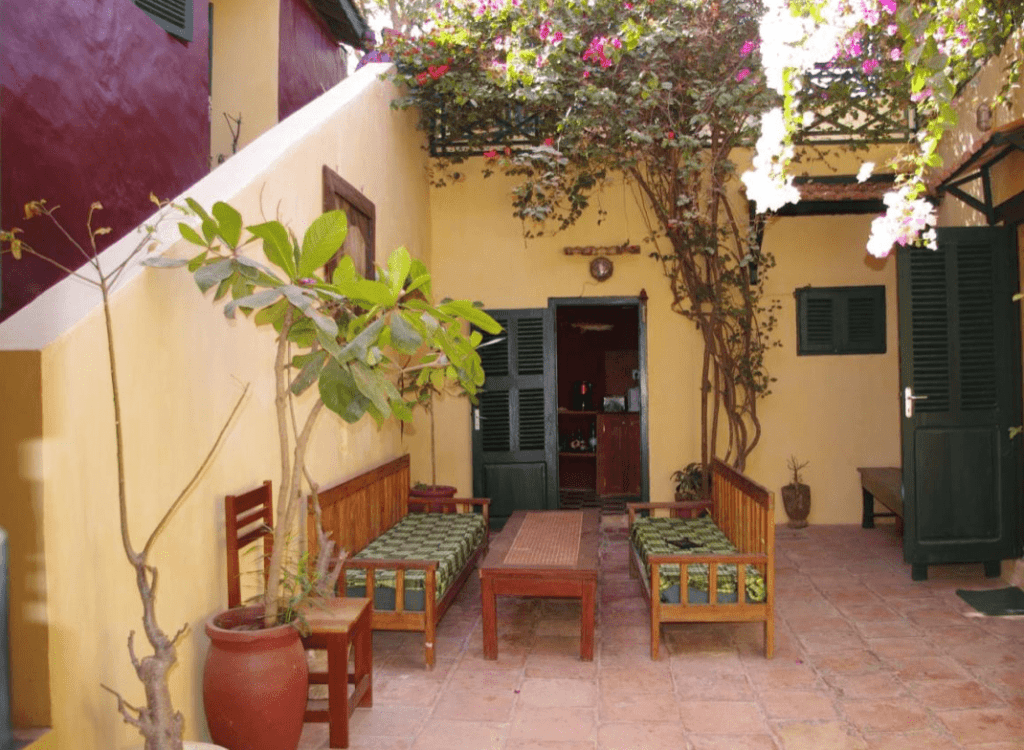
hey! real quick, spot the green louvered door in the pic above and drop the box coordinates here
[472,309,557,527]
[898,227,1023,580]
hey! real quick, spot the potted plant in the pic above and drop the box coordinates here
[781,456,811,528]
[2,200,239,750]
[672,462,707,502]
[403,377,463,506]
[157,200,500,750]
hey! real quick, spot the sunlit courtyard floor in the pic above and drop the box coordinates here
[298,519,1024,750]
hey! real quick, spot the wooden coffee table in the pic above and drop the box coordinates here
[479,509,599,660]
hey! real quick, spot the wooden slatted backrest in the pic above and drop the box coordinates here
[224,480,274,609]
[710,459,774,555]
[309,455,411,560]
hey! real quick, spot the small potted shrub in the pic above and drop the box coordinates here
[781,456,811,528]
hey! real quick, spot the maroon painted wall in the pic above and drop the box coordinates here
[278,0,347,122]
[1,0,211,322]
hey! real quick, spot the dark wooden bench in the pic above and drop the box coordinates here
[857,467,903,531]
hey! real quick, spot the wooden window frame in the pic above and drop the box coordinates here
[796,285,886,356]
[322,166,375,280]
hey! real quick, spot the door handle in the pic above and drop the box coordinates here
[904,386,928,418]
[474,408,481,431]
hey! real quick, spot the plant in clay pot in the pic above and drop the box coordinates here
[672,462,709,502]
[151,199,500,748]
[2,199,243,750]
[781,456,811,529]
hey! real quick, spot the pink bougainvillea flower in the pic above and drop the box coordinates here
[428,64,449,79]
[741,39,758,56]
[539,21,551,41]
[552,31,563,43]
[415,72,430,85]
[611,38,622,49]
[483,149,498,158]
[881,0,897,12]
[910,87,933,103]
[736,68,751,82]
[544,137,554,146]
[890,47,902,61]
[624,1,632,8]
[665,131,675,139]
[862,58,879,74]
[583,70,590,78]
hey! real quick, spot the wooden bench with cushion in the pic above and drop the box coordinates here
[628,459,775,659]
[308,454,489,668]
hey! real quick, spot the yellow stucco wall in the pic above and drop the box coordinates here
[210,0,281,165]
[0,351,50,728]
[5,69,430,749]
[427,165,902,525]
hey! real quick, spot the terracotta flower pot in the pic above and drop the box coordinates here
[410,484,457,512]
[781,483,811,528]
[203,606,308,750]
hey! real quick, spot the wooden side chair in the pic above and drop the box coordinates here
[224,482,372,749]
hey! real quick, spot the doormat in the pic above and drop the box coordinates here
[956,586,1024,616]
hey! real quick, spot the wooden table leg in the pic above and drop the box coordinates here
[481,573,498,660]
[326,631,351,749]
[580,580,595,661]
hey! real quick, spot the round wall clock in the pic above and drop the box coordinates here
[589,256,614,281]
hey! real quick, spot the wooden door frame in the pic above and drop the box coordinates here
[547,295,650,505]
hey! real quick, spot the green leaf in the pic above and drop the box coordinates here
[319,361,371,423]
[212,202,243,248]
[185,197,213,224]
[187,251,209,272]
[224,288,284,319]
[140,256,189,268]
[348,279,397,308]
[290,349,328,396]
[337,317,386,363]
[390,311,424,353]
[248,221,296,278]
[438,300,503,333]
[386,246,412,297]
[194,258,234,293]
[254,297,289,327]
[298,210,348,278]
[178,222,206,247]
[351,361,392,416]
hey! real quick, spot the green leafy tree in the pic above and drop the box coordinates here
[154,201,502,627]
[384,0,779,470]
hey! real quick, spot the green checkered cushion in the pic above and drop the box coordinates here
[630,516,766,603]
[346,512,487,601]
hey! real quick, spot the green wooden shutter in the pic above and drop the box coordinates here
[135,0,193,41]
[797,286,885,355]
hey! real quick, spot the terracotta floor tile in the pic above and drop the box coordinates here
[936,707,1024,744]
[771,720,869,750]
[519,677,597,708]
[598,690,682,723]
[808,649,884,675]
[596,721,689,750]
[824,671,905,700]
[905,678,1007,710]
[677,700,767,734]
[673,672,755,700]
[509,706,597,742]
[348,706,429,738]
[688,736,779,750]
[863,729,962,750]
[758,689,838,720]
[892,655,970,681]
[409,720,507,750]
[431,687,517,722]
[839,697,932,733]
